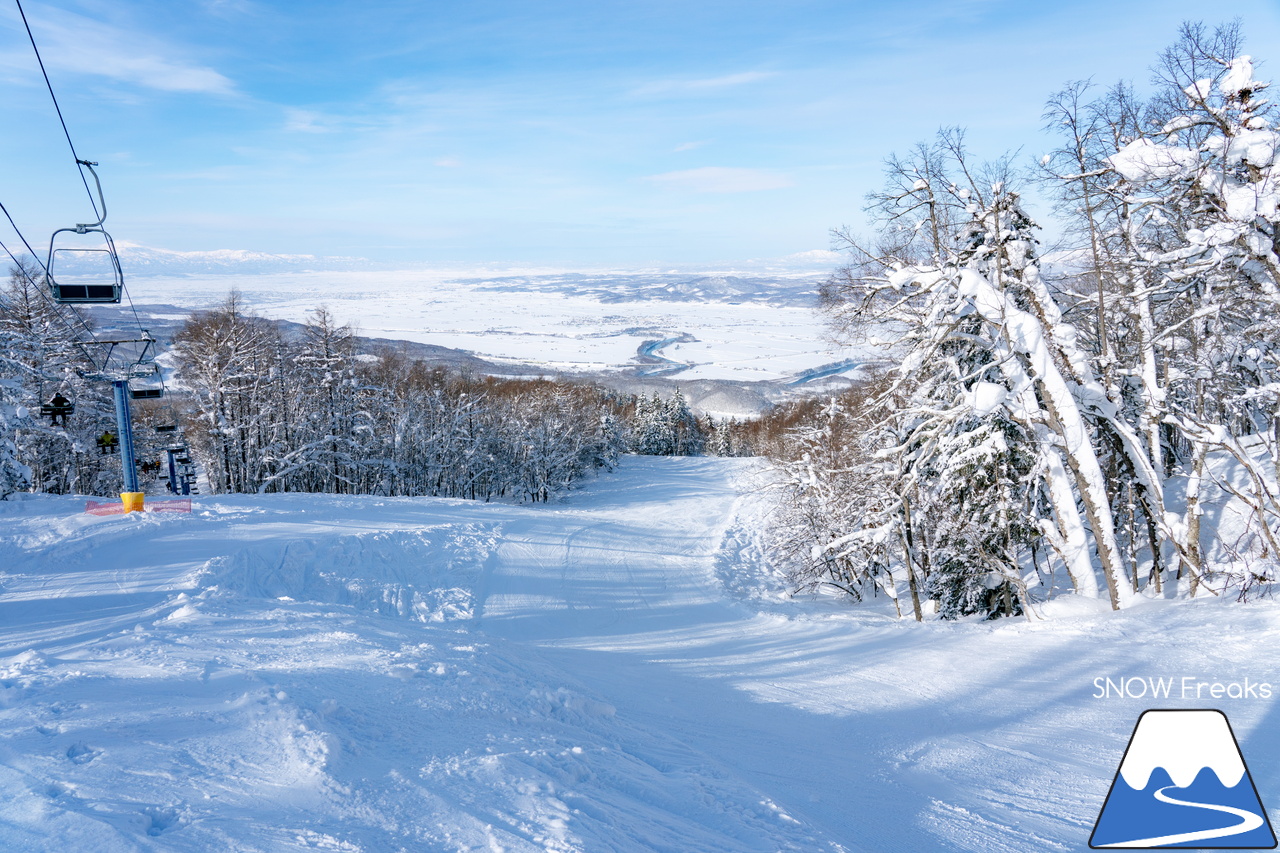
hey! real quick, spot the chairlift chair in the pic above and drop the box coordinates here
[39,393,74,425]
[96,430,118,455]
[129,372,164,400]
[127,353,164,399]
[45,161,124,305]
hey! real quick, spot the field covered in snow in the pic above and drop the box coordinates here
[116,270,875,384]
[1,457,1279,851]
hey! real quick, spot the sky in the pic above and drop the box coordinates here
[1,0,1279,270]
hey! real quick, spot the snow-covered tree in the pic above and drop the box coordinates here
[779,21,1280,615]
[1038,22,1280,589]
[630,389,706,456]
[172,291,283,493]
[0,261,116,495]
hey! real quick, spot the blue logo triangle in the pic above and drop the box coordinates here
[1091,710,1276,849]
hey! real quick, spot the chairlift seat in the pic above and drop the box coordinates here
[47,248,123,304]
[130,387,164,400]
[40,395,74,424]
[96,432,119,455]
[50,280,121,304]
[39,402,74,418]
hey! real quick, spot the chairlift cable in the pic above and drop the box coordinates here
[13,0,102,221]
[0,196,102,345]
[1,192,111,365]
[0,236,102,369]
[10,1,141,336]
[119,280,150,345]
[0,198,48,274]
[5,191,147,381]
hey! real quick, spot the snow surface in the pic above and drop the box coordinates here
[112,271,875,384]
[1,457,1279,851]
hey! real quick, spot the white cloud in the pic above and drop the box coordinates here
[645,167,793,193]
[631,71,775,98]
[784,249,843,263]
[283,109,333,133]
[18,7,236,95]
[674,140,710,152]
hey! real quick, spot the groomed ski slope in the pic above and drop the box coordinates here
[1,456,1278,852]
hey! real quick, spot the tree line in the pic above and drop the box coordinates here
[767,22,1280,619]
[0,277,742,502]
[0,260,126,498]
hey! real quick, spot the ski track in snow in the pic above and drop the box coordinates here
[1,457,1278,851]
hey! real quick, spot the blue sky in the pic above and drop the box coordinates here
[1,0,1279,269]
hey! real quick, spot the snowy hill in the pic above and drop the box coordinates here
[2,457,1278,851]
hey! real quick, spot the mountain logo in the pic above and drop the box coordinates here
[1091,709,1276,849]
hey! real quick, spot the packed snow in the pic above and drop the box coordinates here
[2,457,1278,851]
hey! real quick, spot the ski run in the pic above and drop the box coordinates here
[2,456,1279,852]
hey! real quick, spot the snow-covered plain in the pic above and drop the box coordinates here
[117,270,873,383]
[2,457,1278,851]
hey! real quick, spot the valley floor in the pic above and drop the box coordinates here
[1,457,1277,851]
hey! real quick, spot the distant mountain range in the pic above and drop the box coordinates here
[49,242,379,276]
[45,243,834,300]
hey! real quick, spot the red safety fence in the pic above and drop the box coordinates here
[85,498,193,516]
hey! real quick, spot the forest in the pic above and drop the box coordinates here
[765,22,1280,619]
[0,275,734,504]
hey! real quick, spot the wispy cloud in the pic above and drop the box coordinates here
[283,108,334,133]
[13,7,236,95]
[645,167,793,193]
[674,140,710,152]
[630,71,775,98]
[198,0,258,16]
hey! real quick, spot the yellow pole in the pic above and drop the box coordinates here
[121,492,145,513]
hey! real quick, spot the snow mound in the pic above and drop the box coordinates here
[203,526,499,622]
